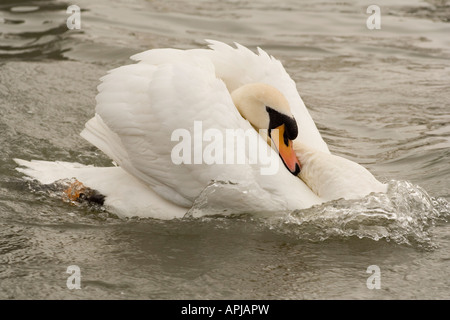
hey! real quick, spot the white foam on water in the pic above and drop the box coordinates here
[188,180,450,250]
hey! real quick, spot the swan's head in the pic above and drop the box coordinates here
[231,83,301,175]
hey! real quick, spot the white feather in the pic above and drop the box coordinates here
[15,40,385,219]
[13,159,186,219]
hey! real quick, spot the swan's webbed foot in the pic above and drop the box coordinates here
[63,179,105,206]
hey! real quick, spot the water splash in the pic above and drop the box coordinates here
[22,178,114,220]
[185,180,285,218]
[189,180,450,250]
[22,176,450,249]
[265,180,450,249]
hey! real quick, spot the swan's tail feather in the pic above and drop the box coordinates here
[13,158,107,206]
[14,159,187,219]
[14,158,93,185]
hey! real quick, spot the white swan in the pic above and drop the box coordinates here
[14,40,387,219]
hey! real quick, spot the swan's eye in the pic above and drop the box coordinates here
[283,131,290,147]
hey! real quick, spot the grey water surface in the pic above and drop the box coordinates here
[0,0,449,299]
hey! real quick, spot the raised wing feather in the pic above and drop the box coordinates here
[128,41,328,154]
[82,51,264,207]
[81,41,324,210]
[203,40,330,154]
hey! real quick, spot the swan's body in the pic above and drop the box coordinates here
[15,40,386,219]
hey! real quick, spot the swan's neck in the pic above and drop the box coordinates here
[293,140,319,168]
[231,83,292,132]
[292,140,328,197]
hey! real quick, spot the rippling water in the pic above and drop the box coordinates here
[1,0,449,299]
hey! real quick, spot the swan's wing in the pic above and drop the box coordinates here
[81,46,323,210]
[81,52,276,208]
[124,41,328,154]
[203,40,330,154]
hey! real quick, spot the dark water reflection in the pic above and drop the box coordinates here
[0,0,72,60]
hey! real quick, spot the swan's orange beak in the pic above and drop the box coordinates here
[270,124,301,176]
